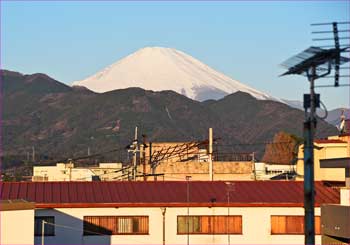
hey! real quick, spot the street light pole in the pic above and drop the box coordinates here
[227,184,231,245]
[186,175,192,245]
[41,220,46,245]
[225,182,235,245]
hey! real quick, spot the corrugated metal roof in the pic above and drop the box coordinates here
[0,181,339,208]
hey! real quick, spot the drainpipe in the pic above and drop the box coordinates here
[161,207,167,245]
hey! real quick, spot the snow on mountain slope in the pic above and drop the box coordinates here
[73,47,277,101]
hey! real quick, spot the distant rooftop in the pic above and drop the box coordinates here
[314,139,347,144]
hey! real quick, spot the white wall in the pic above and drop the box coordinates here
[33,163,123,181]
[34,207,163,245]
[166,207,321,245]
[1,209,34,245]
[34,206,321,245]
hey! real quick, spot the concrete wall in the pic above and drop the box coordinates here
[137,161,252,181]
[1,209,34,245]
[34,206,321,245]
[144,142,202,163]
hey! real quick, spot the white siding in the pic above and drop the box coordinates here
[34,206,321,245]
[1,209,34,245]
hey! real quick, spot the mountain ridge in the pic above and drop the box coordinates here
[1,69,338,167]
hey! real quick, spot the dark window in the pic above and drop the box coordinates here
[83,216,149,235]
[34,216,55,236]
[177,216,242,234]
[271,216,321,235]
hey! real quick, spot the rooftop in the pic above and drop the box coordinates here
[314,139,346,144]
[0,181,339,208]
[0,199,35,211]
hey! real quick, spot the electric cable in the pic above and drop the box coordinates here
[315,100,328,120]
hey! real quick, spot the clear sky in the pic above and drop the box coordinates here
[1,1,349,110]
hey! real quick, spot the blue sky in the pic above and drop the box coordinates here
[1,1,349,110]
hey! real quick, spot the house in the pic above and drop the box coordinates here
[137,141,253,181]
[32,162,123,181]
[0,181,339,245]
[321,187,350,244]
[137,161,253,181]
[296,138,349,181]
[0,199,35,245]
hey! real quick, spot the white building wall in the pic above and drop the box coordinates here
[166,207,321,245]
[0,209,34,245]
[34,206,321,245]
[34,207,163,245]
[33,163,123,181]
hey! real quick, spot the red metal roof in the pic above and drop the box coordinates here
[0,181,339,208]
[314,139,346,144]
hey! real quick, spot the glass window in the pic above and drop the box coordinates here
[271,216,321,235]
[34,216,55,236]
[177,216,242,234]
[83,216,149,235]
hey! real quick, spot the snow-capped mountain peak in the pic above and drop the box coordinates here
[73,47,276,101]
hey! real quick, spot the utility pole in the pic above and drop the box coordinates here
[251,152,256,181]
[142,134,147,181]
[304,65,317,245]
[280,21,349,245]
[32,146,35,162]
[68,159,73,181]
[130,126,138,181]
[208,128,213,181]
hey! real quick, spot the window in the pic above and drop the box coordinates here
[271,216,321,235]
[83,216,149,235]
[177,216,242,234]
[34,216,55,236]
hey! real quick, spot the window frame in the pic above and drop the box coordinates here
[177,215,242,235]
[270,215,321,235]
[34,216,55,236]
[83,216,149,236]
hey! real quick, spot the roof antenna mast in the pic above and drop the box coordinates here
[280,21,350,245]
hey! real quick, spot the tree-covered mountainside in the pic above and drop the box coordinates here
[1,69,338,168]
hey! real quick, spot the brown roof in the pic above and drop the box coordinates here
[0,181,339,208]
[314,139,346,144]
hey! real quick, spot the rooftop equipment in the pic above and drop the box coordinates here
[280,21,350,245]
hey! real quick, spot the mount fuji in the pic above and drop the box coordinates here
[73,47,277,102]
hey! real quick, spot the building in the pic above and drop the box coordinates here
[0,181,339,245]
[32,162,123,181]
[136,141,253,181]
[321,187,350,244]
[137,161,253,181]
[0,199,35,245]
[296,138,349,182]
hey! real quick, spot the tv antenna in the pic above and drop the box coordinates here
[280,21,350,245]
